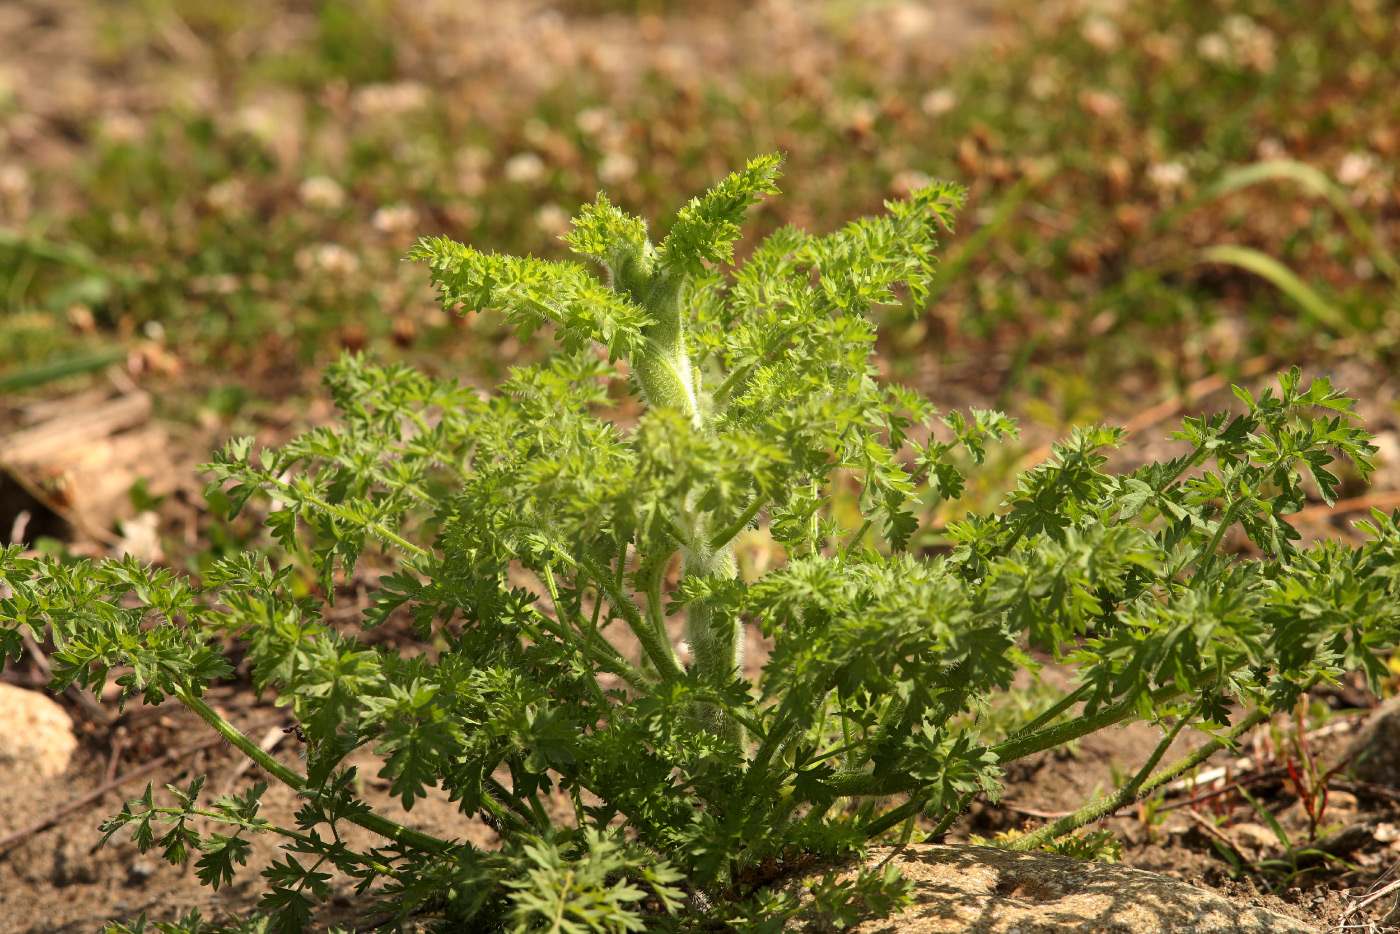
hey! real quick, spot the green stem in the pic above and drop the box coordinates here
[639,555,672,648]
[710,321,804,410]
[576,553,685,682]
[929,790,977,838]
[180,807,396,870]
[709,496,767,551]
[1190,501,1240,584]
[539,561,613,704]
[990,680,1195,767]
[711,361,757,411]
[1008,703,1270,852]
[176,691,456,854]
[823,678,1208,800]
[861,791,935,840]
[484,774,542,833]
[268,480,429,560]
[1009,683,1090,739]
[734,787,800,873]
[523,605,652,694]
[744,670,837,796]
[804,738,866,768]
[540,564,564,616]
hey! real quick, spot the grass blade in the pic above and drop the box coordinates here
[0,347,128,394]
[1196,245,1350,334]
[1159,160,1398,285]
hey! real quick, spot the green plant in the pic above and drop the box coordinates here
[1219,786,1358,892]
[1265,698,1356,844]
[1137,790,1169,845]
[3,155,1400,933]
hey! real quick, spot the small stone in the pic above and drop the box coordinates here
[52,836,99,887]
[128,859,156,883]
[0,682,77,778]
[1232,822,1283,858]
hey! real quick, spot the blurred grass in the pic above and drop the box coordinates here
[0,0,1395,412]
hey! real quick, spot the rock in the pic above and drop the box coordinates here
[126,858,156,884]
[52,836,100,887]
[1344,695,1400,788]
[785,845,1315,933]
[1230,822,1283,860]
[0,682,77,778]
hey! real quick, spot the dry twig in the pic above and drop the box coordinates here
[1339,860,1400,928]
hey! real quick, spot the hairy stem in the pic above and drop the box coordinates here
[991,678,1209,766]
[861,790,937,841]
[523,604,652,693]
[710,497,767,552]
[609,230,747,744]
[1008,683,1090,739]
[822,677,1216,800]
[576,553,685,682]
[176,691,457,854]
[1008,703,1268,851]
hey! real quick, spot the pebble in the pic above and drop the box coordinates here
[0,682,77,778]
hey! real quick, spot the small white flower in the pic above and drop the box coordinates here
[205,178,248,215]
[536,203,570,236]
[0,164,29,196]
[847,99,880,135]
[1028,72,1059,101]
[523,118,551,147]
[598,152,638,185]
[504,152,546,184]
[891,170,931,195]
[920,88,957,117]
[1222,15,1257,43]
[350,81,429,118]
[1081,16,1120,52]
[372,203,419,234]
[456,147,492,197]
[456,146,492,172]
[100,111,145,145]
[1080,90,1122,118]
[1337,151,1376,186]
[1256,137,1286,160]
[1196,33,1230,63]
[575,107,611,136]
[113,511,163,563]
[296,243,360,276]
[1147,161,1188,192]
[235,105,278,143]
[298,175,345,211]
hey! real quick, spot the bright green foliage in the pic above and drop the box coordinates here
[659,153,784,276]
[3,157,1399,933]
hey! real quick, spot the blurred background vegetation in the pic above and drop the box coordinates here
[0,0,1396,559]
